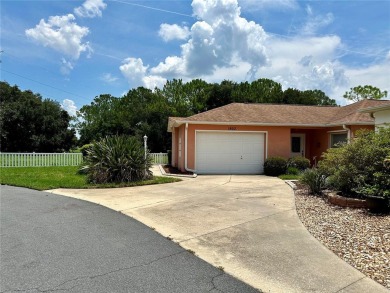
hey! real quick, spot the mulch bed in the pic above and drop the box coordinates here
[162,165,193,175]
[294,182,390,289]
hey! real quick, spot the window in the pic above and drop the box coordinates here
[291,137,301,152]
[330,132,348,147]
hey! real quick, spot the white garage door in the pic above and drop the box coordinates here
[196,132,265,174]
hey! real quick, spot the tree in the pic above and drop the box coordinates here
[281,88,301,104]
[183,79,210,114]
[158,79,192,117]
[280,88,337,105]
[77,94,124,145]
[77,87,174,152]
[0,81,77,152]
[343,85,388,102]
[301,90,337,106]
[249,78,283,103]
[206,80,235,110]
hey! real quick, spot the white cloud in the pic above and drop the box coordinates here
[256,35,348,102]
[151,56,186,78]
[159,24,190,42]
[61,99,77,117]
[119,58,166,89]
[119,58,148,85]
[101,73,119,83]
[74,0,107,18]
[142,75,167,90]
[300,5,334,35]
[257,33,389,104]
[123,0,269,86]
[60,58,74,75]
[25,14,91,60]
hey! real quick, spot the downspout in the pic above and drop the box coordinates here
[343,124,351,141]
[184,123,196,173]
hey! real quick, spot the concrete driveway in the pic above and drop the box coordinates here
[49,171,388,293]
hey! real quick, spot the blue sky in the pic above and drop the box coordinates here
[1,0,389,116]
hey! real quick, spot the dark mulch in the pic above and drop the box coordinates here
[163,165,193,175]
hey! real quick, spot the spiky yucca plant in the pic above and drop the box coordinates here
[80,135,152,183]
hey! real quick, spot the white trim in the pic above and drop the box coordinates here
[194,130,268,173]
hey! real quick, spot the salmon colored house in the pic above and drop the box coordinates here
[168,99,390,174]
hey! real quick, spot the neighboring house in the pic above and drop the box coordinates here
[168,99,390,174]
[359,104,390,130]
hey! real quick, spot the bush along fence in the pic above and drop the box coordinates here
[0,152,168,167]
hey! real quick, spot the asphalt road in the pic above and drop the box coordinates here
[0,185,259,293]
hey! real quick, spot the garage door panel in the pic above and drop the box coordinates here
[195,132,265,174]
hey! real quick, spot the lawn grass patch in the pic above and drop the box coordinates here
[0,166,180,191]
[278,174,302,180]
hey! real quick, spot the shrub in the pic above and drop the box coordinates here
[288,156,310,171]
[80,135,152,184]
[300,168,327,195]
[80,143,93,157]
[318,127,390,202]
[264,157,287,176]
[287,166,300,175]
[69,147,82,153]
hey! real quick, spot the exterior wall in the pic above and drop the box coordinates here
[171,125,186,170]
[171,128,178,167]
[374,109,390,128]
[177,125,186,171]
[171,123,376,172]
[350,125,375,137]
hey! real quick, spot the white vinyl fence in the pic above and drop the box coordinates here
[150,153,168,165]
[0,152,168,167]
[0,153,83,167]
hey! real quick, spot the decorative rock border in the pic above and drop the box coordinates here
[327,193,367,209]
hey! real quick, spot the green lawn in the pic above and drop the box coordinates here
[278,174,302,180]
[0,166,180,191]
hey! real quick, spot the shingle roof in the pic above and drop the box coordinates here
[329,99,390,124]
[168,99,390,130]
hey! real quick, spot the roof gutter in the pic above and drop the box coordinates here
[184,123,196,173]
